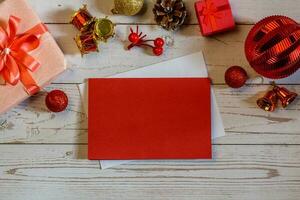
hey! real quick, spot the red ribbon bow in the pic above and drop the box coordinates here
[0,15,48,95]
[200,0,224,31]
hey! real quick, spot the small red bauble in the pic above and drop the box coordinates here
[45,90,68,112]
[225,66,248,88]
[128,32,140,44]
[153,47,163,56]
[154,38,164,47]
[245,15,300,79]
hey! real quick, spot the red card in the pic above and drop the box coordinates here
[88,78,212,160]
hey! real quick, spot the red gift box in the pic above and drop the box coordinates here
[195,0,235,36]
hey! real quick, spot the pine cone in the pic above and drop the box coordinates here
[153,0,187,31]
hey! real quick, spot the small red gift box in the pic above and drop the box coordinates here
[195,0,235,36]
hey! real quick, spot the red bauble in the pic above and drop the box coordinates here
[128,32,139,44]
[245,15,300,79]
[225,66,248,88]
[154,38,164,47]
[153,47,163,56]
[46,90,68,112]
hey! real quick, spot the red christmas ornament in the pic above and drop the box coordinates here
[257,89,278,112]
[256,82,298,112]
[154,38,164,47]
[128,26,165,56]
[245,15,300,79]
[153,47,163,56]
[45,90,69,112]
[273,84,298,108]
[225,66,248,88]
[128,32,140,44]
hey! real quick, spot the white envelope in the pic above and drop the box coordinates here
[78,52,225,169]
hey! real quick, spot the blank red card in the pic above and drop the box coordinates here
[88,78,211,160]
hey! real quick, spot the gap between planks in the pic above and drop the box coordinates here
[0,144,300,146]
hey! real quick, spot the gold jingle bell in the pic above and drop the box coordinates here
[111,0,144,16]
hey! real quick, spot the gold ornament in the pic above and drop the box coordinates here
[112,0,144,16]
[94,17,115,42]
[74,30,99,55]
[70,4,94,31]
[71,5,116,56]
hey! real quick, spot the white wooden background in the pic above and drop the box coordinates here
[1,0,300,199]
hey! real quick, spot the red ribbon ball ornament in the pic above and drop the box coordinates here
[0,15,48,95]
[245,15,300,79]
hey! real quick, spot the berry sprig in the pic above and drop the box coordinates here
[128,26,165,56]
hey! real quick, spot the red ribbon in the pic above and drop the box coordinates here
[0,15,48,95]
[200,0,229,31]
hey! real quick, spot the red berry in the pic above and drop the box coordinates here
[128,33,140,43]
[153,47,163,56]
[225,66,248,88]
[45,90,68,112]
[154,38,164,47]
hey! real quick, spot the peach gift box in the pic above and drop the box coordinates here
[0,0,66,114]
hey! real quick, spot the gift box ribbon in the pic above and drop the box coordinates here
[200,0,230,31]
[0,15,48,95]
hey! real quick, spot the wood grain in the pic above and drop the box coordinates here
[28,0,300,24]
[0,84,87,144]
[0,0,300,199]
[1,144,300,200]
[0,84,299,144]
[48,24,300,85]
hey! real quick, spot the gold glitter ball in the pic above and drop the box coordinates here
[112,0,144,16]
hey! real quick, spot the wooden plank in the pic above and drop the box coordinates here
[0,84,299,144]
[0,0,298,198]
[27,0,300,24]
[0,144,300,200]
[48,24,300,85]
[215,84,300,144]
[0,84,87,144]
